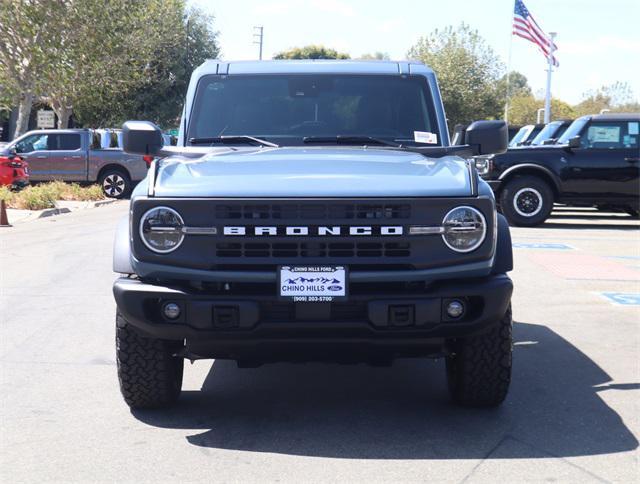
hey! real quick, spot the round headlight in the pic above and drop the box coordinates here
[139,206,185,253]
[442,206,486,253]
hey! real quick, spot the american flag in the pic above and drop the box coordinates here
[513,0,559,66]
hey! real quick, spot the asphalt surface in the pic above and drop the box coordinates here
[1,202,638,483]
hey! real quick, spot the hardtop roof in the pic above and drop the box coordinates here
[193,59,434,76]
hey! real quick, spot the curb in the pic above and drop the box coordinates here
[38,207,72,218]
[6,198,121,225]
[93,199,118,208]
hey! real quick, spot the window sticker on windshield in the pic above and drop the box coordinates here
[588,126,620,143]
[414,131,438,144]
[629,122,639,135]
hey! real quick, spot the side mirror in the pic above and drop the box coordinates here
[465,120,508,155]
[542,138,556,145]
[122,121,163,156]
[568,136,581,149]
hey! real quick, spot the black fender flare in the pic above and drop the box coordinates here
[492,213,513,274]
[498,163,561,194]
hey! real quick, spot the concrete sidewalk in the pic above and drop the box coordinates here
[4,199,119,225]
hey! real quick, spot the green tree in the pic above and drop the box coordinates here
[508,95,575,125]
[1,0,219,134]
[0,0,63,137]
[407,23,503,128]
[497,71,531,110]
[359,52,390,60]
[574,82,640,116]
[273,45,350,60]
[120,4,220,128]
[45,1,219,129]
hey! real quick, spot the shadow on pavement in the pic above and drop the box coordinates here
[540,211,639,231]
[133,321,638,459]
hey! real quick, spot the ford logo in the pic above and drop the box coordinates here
[327,285,343,291]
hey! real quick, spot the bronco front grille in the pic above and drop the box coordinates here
[216,241,411,258]
[215,203,411,220]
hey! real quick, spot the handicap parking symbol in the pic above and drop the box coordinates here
[512,242,573,250]
[600,293,640,305]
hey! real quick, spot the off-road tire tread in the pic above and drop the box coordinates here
[116,311,183,409]
[446,305,512,407]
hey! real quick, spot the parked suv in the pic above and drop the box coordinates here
[479,113,640,226]
[0,129,148,198]
[113,60,513,409]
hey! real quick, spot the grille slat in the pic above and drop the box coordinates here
[215,203,410,220]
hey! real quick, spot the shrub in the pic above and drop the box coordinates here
[1,182,105,210]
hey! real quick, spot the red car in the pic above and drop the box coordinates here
[0,154,29,189]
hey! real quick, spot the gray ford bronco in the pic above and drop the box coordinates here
[113,60,513,409]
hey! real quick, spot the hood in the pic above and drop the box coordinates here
[153,147,473,198]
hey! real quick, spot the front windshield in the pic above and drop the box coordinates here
[187,74,439,145]
[509,126,532,147]
[557,117,589,144]
[530,122,561,145]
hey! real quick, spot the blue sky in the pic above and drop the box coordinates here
[191,0,640,105]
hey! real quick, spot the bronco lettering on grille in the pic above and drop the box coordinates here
[222,226,403,236]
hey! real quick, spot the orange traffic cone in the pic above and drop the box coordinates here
[0,199,11,227]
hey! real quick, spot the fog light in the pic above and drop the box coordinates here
[446,300,464,318]
[163,302,181,320]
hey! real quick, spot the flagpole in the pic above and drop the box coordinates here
[504,17,514,122]
[504,1,515,122]
[543,31,557,124]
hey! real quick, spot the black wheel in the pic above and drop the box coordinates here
[115,311,184,409]
[99,169,131,199]
[446,305,512,407]
[499,176,554,227]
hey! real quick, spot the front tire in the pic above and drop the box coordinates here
[116,311,184,409]
[446,305,512,407]
[100,169,131,199]
[499,176,554,227]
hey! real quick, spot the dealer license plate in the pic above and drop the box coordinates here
[279,266,347,302]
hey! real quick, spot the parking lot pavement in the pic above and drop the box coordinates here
[1,203,638,482]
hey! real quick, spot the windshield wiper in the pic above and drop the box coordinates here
[303,135,401,147]
[189,135,279,147]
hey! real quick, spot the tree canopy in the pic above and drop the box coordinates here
[359,52,391,60]
[407,23,504,128]
[273,45,350,60]
[573,82,640,117]
[0,0,219,136]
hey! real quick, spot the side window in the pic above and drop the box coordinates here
[625,121,639,148]
[14,134,48,153]
[582,122,627,149]
[48,134,81,150]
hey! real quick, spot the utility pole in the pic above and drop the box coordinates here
[543,32,557,124]
[253,26,264,60]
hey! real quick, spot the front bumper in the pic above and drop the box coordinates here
[113,274,513,361]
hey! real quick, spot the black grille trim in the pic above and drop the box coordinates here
[215,203,411,220]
